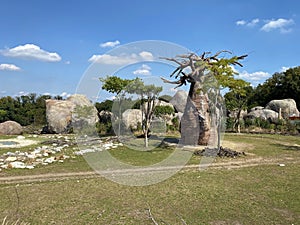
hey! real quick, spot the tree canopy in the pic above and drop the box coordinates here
[249,66,300,108]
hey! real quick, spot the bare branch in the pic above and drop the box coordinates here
[161,77,182,85]
[175,213,188,225]
[147,208,159,225]
[159,57,188,67]
[212,50,232,58]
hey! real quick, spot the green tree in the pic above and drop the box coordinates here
[95,100,113,112]
[249,66,300,108]
[100,76,133,136]
[225,85,253,132]
[127,78,163,148]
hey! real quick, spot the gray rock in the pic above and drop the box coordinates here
[122,109,143,129]
[46,94,98,134]
[265,99,299,118]
[246,109,279,123]
[0,121,23,135]
[169,90,188,113]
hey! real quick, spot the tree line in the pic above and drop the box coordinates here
[225,66,300,113]
[0,94,62,126]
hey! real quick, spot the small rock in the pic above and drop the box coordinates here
[5,156,17,162]
[26,165,35,169]
[17,135,25,140]
[278,163,285,167]
[44,157,55,164]
[9,161,26,169]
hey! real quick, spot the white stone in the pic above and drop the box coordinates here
[5,156,17,162]
[27,154,36,159]
[10,161,26,169]
[44,157,55,164]
[17,135,25,140]
[26,165,34,169]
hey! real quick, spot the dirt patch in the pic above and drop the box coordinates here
[222,140,254,152]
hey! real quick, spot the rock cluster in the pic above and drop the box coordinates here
[244,99,299,122]
[194,146,245,158]
[0,135,124,170]
[0,141,70,169]
[74,140,123,155]
[246,108,279,123]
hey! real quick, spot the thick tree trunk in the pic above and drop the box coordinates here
[181,81,210,145]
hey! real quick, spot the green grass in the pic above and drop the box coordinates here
[0,133,299,224]
[0,163,299,224]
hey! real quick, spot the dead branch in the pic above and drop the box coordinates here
[147,208,159,225]
[175,212,188,225]
[161,51,247,87]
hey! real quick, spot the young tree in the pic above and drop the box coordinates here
[162,51,247,146]
[127,78,162,148]
[100,76,133,136]
[225,85,253,132]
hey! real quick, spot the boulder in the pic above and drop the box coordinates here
[46,100,74,133]
[141,99,174,112]
[169,90,188,113]
[246,109,278,123]
[46,94,98,134]
[0,121,23,135]
[70,95,99,131]
[122,109,143,129]
[265,99,299,118]
[99,110,113,123]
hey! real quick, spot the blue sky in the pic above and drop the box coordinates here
[0,0,299,101]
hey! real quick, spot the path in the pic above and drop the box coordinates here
[1,156,299,185]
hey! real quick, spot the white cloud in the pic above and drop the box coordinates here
[239,70,270,81]
[261,18,294,33]
[247,18,260,27]
[280,66,290,72]
[1,44,61,62]
[100,40,120,48]
[16,91,29,96]
[88,51,154,65]
[236,18,259,27]
[60,92,71,98]
[139,51,154,61]
[0,63,21,71]
[65,61,71,65]
[236,20,246,26]
[133,64,151,75]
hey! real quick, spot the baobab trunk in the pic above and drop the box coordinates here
[181,81,210,145]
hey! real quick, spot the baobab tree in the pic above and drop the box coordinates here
[161,51,248,146]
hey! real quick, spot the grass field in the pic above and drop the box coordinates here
[0,133,299,224]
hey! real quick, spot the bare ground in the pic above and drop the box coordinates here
[1,155,299,185]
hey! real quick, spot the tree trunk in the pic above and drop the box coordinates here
[181,81,210,145]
